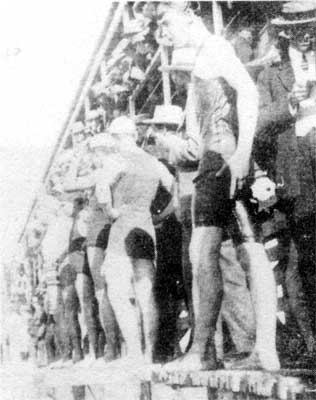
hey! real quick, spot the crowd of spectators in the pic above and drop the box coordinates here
[8,1,315,372]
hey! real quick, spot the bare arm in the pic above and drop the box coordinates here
[220,41,258,165]
[156,134,200,164]
[195,37,258,196]
[95,156,126,219]
[155,159,175,194]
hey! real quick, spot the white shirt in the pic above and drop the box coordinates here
[289,46,316,136]
[289,46,316,84]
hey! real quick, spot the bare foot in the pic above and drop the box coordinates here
[73,354,97,369]
[104,353,146,371]
[104,347,119,363]
[89,357,108,370]
[164,352,220,372]
[226,351,280,371]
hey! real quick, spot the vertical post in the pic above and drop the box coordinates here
[212,1,224,35]
[160,46,171,105]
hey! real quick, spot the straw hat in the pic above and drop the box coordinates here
[141,105,184,126]
[271,1,316,25]
[160,47,195,72]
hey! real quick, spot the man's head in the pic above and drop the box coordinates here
[157,5,209,49]
[85,109,103,135]
[171,70,191,90]
[140,104,184,138]
[238,28,254,45]
[286,24,315,53]
[272,1,316,53]
[108,116,138,149]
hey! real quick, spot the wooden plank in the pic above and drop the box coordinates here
[150,367,316,399]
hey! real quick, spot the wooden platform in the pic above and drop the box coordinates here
[33,363,316,400]
[146,368,316,400]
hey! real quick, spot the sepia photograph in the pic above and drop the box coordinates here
[1,1,316,399]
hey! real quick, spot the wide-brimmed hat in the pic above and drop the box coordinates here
[108,116,137,136]
[160,47,195,72]
[271,1,316,25]
[141,105,184,126]
[90,134,117,150]
[71,121,85,135]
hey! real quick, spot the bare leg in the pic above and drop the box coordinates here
[133,258,157,364]
[220,239,255,354]
[87,246,120,360]
[87,247,105,325]
[104,255,143,361]
[166,226,223,371]
[235,242,280,371]
[102,286,121,361]
[223,200,280,371]
[74,273,88,351]
[62,285,83,363]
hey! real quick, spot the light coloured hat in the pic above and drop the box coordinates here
[86,109,102,121]
[108,116,137,136]
[90,133,117,149]
[160,47,195,72]
[130,66,146,81]
[271,1,316,25]
[141,105,184,126]
[71,121,85,135]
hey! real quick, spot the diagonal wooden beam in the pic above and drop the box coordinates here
[18,2,126,243]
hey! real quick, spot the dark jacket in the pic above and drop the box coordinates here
[254,60,301,199]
